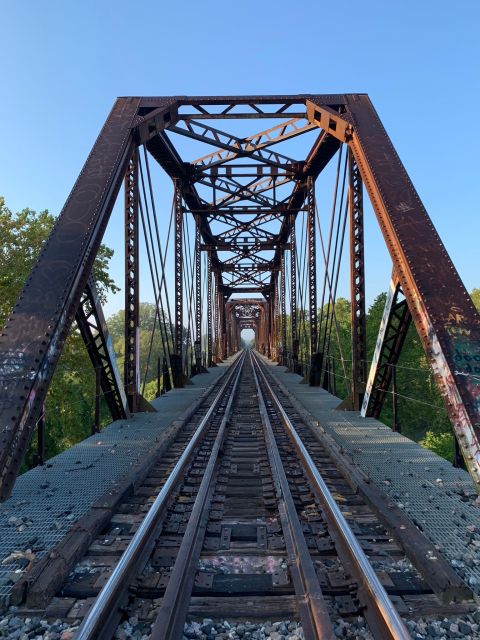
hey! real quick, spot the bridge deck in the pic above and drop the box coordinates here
[1,354,479,609]
[259,355,480,597]
[0,359,235,607]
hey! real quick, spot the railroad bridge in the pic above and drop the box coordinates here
[0,95,479,639]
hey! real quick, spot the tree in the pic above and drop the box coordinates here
[0,198,119,467]
[107,303,174,394]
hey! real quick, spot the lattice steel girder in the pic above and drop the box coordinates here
[219,264,274,272]
[348,149,367,410]
[212,212,283,241]
[189,117,316,170]
[270,129,341,278]
[194,215,202,369]
[361,275,411,419]
[207,253,213,367]
[173,180,184,357]
[290,219,298,360]
[306,94,480,489]
[202,241,290,252]
[197,173,280,208]
[76,278,129,421]
[124,149,140,412]
[208,174,293,209]
[280,251,287,363]
[307,177,317,360]
[199,164,296,177]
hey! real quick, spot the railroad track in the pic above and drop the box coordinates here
[11,350,474,639]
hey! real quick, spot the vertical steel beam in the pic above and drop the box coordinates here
[348,149,367,410]
[124,150,140,412]
[217,284,227,360]
[290,219,299,372]
[207,252,213,367]
[31,407,45,468]
[307,176,320,385]
[307,176,317,356]
[280,253,287,365]
[172,180,184,387]
[193,215,202,373]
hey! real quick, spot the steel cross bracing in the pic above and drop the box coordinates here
[1,93,480,499]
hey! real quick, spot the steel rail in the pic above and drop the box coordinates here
[250,351,335,640]
[150,347,245,639]
[74,351,246,640]
[251,351,411,640]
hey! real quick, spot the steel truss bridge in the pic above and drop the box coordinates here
[1,93,480,500]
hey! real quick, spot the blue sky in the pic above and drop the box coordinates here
[1,0,479,319]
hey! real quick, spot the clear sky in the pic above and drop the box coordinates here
[1,0,479,318]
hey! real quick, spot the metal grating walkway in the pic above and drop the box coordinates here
[261,357,480,598]
[0,361,233,607]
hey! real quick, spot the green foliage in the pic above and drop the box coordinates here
[471,288,480,311]
[292,289,457,462]
[0,198,119,468]
[107,303,173,389]
[419,431,454,463]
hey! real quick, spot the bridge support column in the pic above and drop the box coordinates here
[349,150,367,410]
[193,216,207,375]
[306,177,320,386]
[173,179,188,388]
[280,251,287,366]
[124,150,140,411]
[290,219,299,373]
[206,253,215,367]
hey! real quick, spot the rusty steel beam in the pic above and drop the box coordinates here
[307,177,318,367]
[206,253,213,367]
[171,120,297,171]
[307,95,480,489]
[361,275,412,420]
[76,279,129,421]
[193,215,204,374]
[172,180,185,387]
[139,94,347,109]
[124,149,140,412]
[270,129,342,285]
[280,251,287,365]
[3,92,480,498]
[189,118,316,171]
[290,219,299,371]
[348,148,367,410]
[0,97,143,501]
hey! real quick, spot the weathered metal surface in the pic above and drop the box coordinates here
[124,150,140,412]
[348,149,367,409]
[2,91,480,497]
[0,97,141,501]
[361,275,412,419]
[76,278,128,421]
[344,94,480,489]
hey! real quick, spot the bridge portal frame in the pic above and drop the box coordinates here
[0,94,480,500]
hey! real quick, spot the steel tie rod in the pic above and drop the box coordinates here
[75,351,246,640]
[251,351,411,640]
